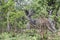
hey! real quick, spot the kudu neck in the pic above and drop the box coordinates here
[28,17,36,25]
[28,17,34,22]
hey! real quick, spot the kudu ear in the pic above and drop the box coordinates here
[24,9,35,17]
[24,10,29,16]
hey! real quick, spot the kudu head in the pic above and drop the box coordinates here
[24,9,35,22]
[24,9,36,29]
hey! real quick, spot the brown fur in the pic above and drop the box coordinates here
[28,17,56,40]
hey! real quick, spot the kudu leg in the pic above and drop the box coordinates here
[26,22,30,29]
[40,26,48,40]
[46,22,56,33]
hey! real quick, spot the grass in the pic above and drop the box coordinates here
[0,30,60,40]
[0,32,41,40]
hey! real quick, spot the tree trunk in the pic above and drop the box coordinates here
[7,12,10,32]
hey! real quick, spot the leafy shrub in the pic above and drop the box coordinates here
[0,32,41,40]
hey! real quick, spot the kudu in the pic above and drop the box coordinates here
[24,9,57,39]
